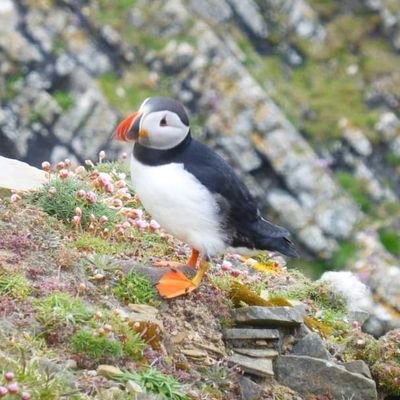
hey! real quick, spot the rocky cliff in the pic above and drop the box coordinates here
[1,0,400,330]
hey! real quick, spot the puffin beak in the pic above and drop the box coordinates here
[113,111,143,142]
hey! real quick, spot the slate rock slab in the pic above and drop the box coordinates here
[343,360,372,379]
[233,348,279,358]
[233,306,303,327]
[292,332,330,360]
[274,355,377,400]
[0,156,47,191]
[228,354,274,377]
[224,328,280,340]
[238,376,264,400]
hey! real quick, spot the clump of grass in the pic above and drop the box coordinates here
[32,177,116,228]
[53,90,74,111]
[70,329,123,360]
[379,228,400,257]
[116,368,189,400]
[73,233,131,254]
[113,271,157,305]
[336,171,371,212]
[34,292,92,331]
[0,273,30,299]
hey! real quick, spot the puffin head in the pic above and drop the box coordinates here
[114,97,190,150]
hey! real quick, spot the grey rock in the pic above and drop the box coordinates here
[238,376,264,400]
[224,328,280,340]
[228,354,274,377]
[343,360,372,379]
[274,355,377,400]
[233,348,278,358]
[190,0,232,22]
[233,306,303,327]
[291,333,330,360]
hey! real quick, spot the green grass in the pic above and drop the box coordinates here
[0,273,30,299]
[116,368,189,400]
[336,171,371,212]
[53,90,74,111]
[73,233,131,254]
[113,271,157,305]
[385,152,400,168]
[70,329,123,360]
[379,229,400,257]
[34,293,92,331]
[32,177,116,228]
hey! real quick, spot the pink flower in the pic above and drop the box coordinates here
[56,161,65,171]
[112,198,123,208]
[86,191,97,203]
[221,260,232,271]
[72,215,81,226]
[4,372,14,381]
[74,207,82,216]
[137,220,149,230]
[115,180,126,189]
[85,159,95,168]
[7,382,18,394]
[133,209,143,219]
[64,158,72,168]
[150,220,160,230]
[99,216,108,225]
[21,392,32,400]
[75,165,86,175]
[230,269,241,277]
[122,221,131,229]
[41,161,51,172]
[104,183,114,193]
[59,169,69,180]
[99,150,106,162]
[121,152,128,160]
[76,189,86,199]
[10,194,21,203]
[0,386,8,396]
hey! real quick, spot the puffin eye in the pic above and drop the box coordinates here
[160,116,167,127]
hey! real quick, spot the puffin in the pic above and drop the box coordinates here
[114,97,297,298]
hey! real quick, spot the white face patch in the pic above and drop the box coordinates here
[139,110,190,150]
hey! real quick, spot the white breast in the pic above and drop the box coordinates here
[130,155,227,257]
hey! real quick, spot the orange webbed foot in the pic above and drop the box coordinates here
[156,269,197,299]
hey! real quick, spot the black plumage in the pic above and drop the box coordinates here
[133,133,298,258]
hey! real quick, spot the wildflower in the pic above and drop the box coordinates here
[86,191,97,203]
[221,260,232,271]
[112,198,123,208]
[95,311,103,320]
[56,161,65,171]
[137,220,149,229]
[7,383,18,394]
[230,269,241,277]
[104,182,114,193]
[89,214,96,223]
[41,161,51,172]
[72,215,81,226]
[75,165,86,174]
[4,372,14,381]
[48,186,57,195]
[21,392,32,400]
[121,152,128,160]
[0,387,8,397]
[85,159,95,168]
[10,194,21,203]
[150,219,160,230]
[122,221,131,229]
[75,207,82,217]
[133,209,143,219]
[104,324,112,333]
[78,283,86,292]
[98,327,106,335]
[99,216,108,225]
[59,168,69,180]
[115,180,126,189]
[99,150,106,162]
[64,158,72,168]
[76,189,86,199]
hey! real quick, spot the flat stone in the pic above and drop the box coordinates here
[238,375,264,400]
[292,332,330,360]
[233,306,303,327]
[233,348,278,358]
[0,156,47,191]
[228,354,274,377]
[97,365,122,378]
[343,360,372,379]
[181,348,208,359]
[224,328,280,340]
[274,356,377,400]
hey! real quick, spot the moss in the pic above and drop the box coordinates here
[53,90,74,111]
[335,171,371,212]
[385,152,400,168]
[113,271,157,305]
[34,292,92,331]
[70,329,123,360]
[379,228,400,257]
[0,273,30,299]
[4,71,23,100]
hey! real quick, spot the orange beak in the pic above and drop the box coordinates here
[113,112,140,142]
